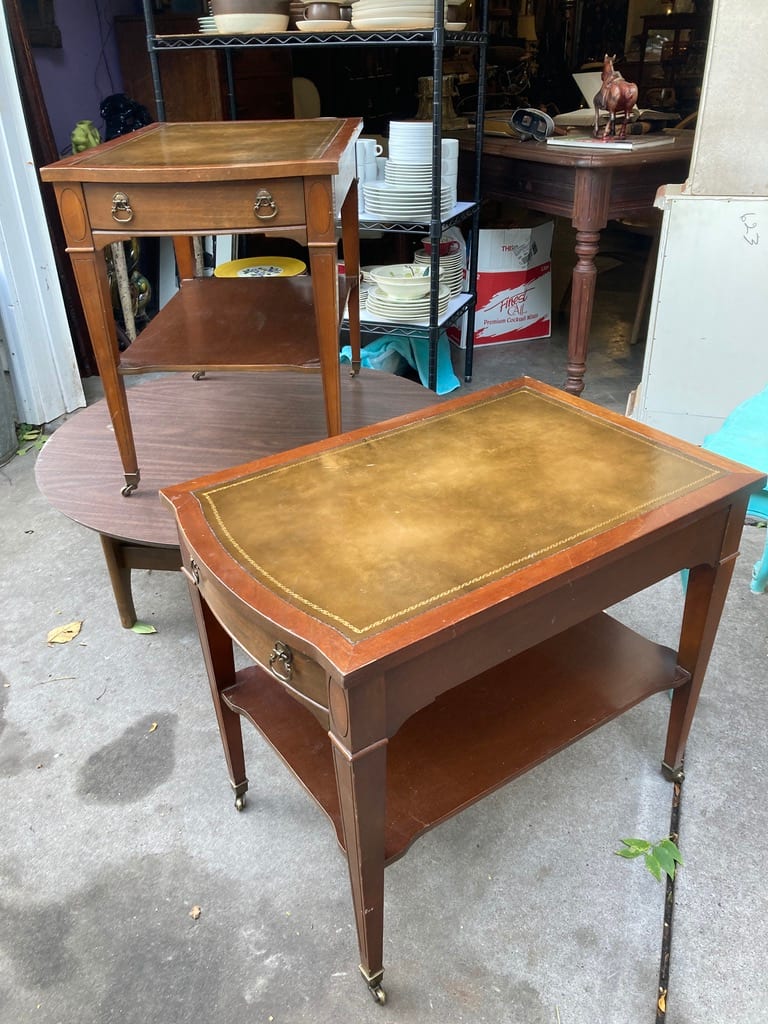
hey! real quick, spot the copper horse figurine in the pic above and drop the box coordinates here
[593,54,638,139]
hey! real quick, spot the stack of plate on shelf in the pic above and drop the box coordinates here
[413,247,464,297]
[199,0,291,32]
[384,160,458,209]
[350,0,436,30]
[388,121,433,164]
[366,283,451,322]
[362,180,454,219]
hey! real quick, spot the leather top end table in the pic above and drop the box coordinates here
[160,376,764,1004]
[40,118,362,495]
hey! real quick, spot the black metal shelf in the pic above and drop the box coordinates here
[139,0,489,390]
[150,29,486,49]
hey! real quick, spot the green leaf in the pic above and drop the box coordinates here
[658,838,683,865]
[620,838,652,853]
[644,852,663,882]
[653,843,677,880]
[615,846,645,859]
[131,621,157,634]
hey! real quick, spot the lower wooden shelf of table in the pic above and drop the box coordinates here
[221,611,689,865]
[119,275,352,373]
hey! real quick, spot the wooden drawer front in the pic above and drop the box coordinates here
[194,558,329,712]
[84,179,306,233]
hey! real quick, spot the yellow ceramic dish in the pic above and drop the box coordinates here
[214,257,307,279]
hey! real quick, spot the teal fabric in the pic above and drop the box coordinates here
[340,333,461,395]
[701,386,768,593]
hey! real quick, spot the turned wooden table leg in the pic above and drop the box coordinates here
[565,228,601,396]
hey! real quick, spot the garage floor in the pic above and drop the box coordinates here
[1,226,766,1024]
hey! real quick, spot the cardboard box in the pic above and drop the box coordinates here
[469,222,554,347]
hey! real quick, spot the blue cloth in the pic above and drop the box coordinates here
[340,333,461,395]
[701,385,768,594]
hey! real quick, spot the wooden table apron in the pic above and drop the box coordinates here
[40,119,363,495]
[459,133,694,395]
[160,376,763,999]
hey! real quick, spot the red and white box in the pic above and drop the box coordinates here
[470,222,554,347]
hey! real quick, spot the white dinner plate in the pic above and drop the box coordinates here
[352,17,434,28]
[296,19,351,30]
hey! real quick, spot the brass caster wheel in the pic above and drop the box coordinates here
[234,794,246,812]
[661,761,685,784]
[370,984,386,1005]
[121,483,137,497]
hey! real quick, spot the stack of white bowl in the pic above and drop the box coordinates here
[364,264,450,323]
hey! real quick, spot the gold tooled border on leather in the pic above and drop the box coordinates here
[194,388,723,639]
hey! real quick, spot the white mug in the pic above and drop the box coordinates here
[356,138,383,164]
[360,160,378,182]
[441,138,459,160]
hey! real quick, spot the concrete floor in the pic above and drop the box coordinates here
[1,227,767,1023]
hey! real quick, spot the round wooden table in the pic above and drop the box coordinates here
[36,370,442,626]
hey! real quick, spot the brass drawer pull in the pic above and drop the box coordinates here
[253,189,278,220]
[269,641,293,682]
[111,191,134,223]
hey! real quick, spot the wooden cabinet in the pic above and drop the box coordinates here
[114,15,294,123]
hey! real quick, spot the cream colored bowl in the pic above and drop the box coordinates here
[368,264,431,300]
[214,12,290,30]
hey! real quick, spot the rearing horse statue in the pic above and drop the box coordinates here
[593,54,638,139]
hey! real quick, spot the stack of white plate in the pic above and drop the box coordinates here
[198,12,290,30]
[350,0,435,30]
[388,121,433,164]
[362,180,453,219]
[366,283,450,322]
[385,160,458,207]
[413,248,464,297]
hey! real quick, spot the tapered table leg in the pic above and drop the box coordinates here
[185,573,248,810]
[340,180,362,375]
[329,724,388,1003]
[305,175,343,437]
[662,505,749,778]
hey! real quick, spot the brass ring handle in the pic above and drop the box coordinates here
[111,191,134,224]
[253,189,278,221]
[268,641,293,682]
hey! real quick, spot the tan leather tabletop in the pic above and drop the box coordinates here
[40,119,351,181]
[193,387,723,640]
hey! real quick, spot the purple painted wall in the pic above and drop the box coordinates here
[32,1,141,156]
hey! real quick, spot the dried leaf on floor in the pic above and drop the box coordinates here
[46,621,83,645]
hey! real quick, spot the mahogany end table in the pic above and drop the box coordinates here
[160,376,764,1003]
[40,118,362,495]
